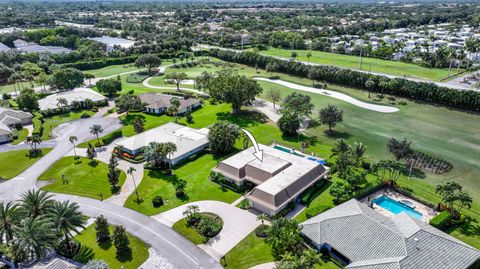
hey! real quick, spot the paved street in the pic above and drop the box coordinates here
[0,117,121,203]
[53,194,222,269]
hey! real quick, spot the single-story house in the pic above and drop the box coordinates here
[88,36,135,52]
[0,107,33,143]
[301,199,480,269]
[116,122,209,166]
[213,144,328,215]
[139,93,201,115]
[38,87,107,112]
[13,39,72,54]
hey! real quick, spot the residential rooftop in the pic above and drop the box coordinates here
[38,88,107,111]
[214,144,328,215]
[301,199,480,269]
[116,122,209,160]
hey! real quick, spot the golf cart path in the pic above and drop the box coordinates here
[254,78,399,113]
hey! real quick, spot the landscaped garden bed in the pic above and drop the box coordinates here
[173,211,223,244]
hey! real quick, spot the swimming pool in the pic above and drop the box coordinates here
[372,195,423,220]
[272,145,327,165]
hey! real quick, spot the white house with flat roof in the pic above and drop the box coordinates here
[116,122,209,166]
[38,88,107,112]
[213,144,328,215]
[88,36,135,52]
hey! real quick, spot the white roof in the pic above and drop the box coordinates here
[88,36,135,48]
[220,144,321,195]
[0,122,11,135]
[116,122,209,159]
[38,88,106,111]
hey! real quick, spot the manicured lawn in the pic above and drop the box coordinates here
[222,231,340,269]
[124,153,241,215]
[83,63,139,78]
[74,224,149,269]
[260,48,456,81]
[39,157,126,200]
[80,59,480,247]
[11,128,29,145]
[0,148,52,180]
[172,218,205,244]
[222,231,274,269]
[0,82,40,95]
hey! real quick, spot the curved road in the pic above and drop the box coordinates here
[0,114,222,268]
[254,77,399,113]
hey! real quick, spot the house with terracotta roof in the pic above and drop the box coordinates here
[301,199,480,269]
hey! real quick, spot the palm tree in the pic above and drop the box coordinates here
[24,135,42,153]
[127,167,140,203]
[56,97,69,113]
[330,139,351,158]
[69,136,78,158]
[90,124,104,145]
[0,202,19,244]
[19,190,53,218]
[49,201,86,253]
[11,217,57,261]
[162,142,177,172]
[352,142,367,165]
[167,98,180,123]
[256,213,269,225]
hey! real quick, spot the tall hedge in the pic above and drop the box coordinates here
[209,49,480,111]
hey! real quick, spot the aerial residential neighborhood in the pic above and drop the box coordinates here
[0,1,479,269]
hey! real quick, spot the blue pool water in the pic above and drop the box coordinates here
[272,145,326,164]
[372,195,423,220]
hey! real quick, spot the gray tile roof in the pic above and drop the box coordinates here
[301,199,480,269]
[0,42,10,52]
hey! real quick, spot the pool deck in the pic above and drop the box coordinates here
[360,189,438,223]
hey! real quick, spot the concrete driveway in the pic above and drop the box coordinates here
[153,200,261,261]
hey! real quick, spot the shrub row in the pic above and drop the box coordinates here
[300,180,327,205]
[209,49,480,111]
[102,130,123,145]
[429,211,452,229]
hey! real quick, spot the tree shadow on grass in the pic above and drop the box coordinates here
[216,110,267,128]
[116,248,133,263]
[446,216,480,237]
[323,130,352,140]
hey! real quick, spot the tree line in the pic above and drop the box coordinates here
[209,49,480,111]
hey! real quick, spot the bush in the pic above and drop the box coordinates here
[152,196,164,207]
[238,199,252,210]
[255,224,269,238]
[305,205,332,219]
[80,112,91,118]
[429,211,452,230]
[196,213,223,238]
[102,130,123,145]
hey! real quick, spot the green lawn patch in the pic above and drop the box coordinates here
[126,72,150,83]
[221,231,274,269]
[124,153,240,215]
[83,64,139,78]
[11,128,29,145]
[74,224,149,269]
[172,218,206,244]
[0,148,52,180]
[260,48,457,81]
[39,156,126,200]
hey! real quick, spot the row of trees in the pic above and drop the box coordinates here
[209,49,480,111]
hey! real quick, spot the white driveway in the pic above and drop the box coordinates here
[153,200,261,261]
[254,78,399,113]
